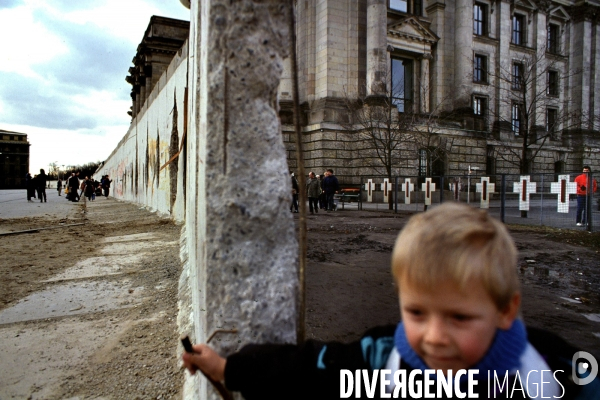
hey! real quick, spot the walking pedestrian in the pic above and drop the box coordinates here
[322,169,340,211]
[575,166,598,226]
[25,173,36,202]
[290,172,299,213]
[306,171,321,215]
[84,177,95,201]
[36,169,48,203]
[68,172,80,202]
[57,179,63,196]
[318,173,326,210]
[102,175,113,198]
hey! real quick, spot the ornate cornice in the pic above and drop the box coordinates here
[388,16,439,45]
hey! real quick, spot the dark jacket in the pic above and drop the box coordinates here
[69,176,79,189]
[307,178,321,198]
[223,325,598,400]
[36,173,47,189]
[322,175,340,195]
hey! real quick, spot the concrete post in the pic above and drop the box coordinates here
[366,0,388,97]
[184,1,298,398]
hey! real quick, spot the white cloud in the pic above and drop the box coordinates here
[60,0,174,44]
[0,0,190,176]
[70,90,132,126]
[0,4,69,77]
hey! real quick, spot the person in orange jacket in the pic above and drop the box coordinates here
[574,166,598,226]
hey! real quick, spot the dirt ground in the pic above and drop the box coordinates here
[303,209,600,358]
[0,202,599,399]
[0,200,183,399]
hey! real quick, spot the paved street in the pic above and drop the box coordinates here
[0,188,77,220]
[0,190,184,399]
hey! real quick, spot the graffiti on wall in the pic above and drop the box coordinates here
[169,92,179,211]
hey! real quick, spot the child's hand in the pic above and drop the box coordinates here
[182,344,226,382]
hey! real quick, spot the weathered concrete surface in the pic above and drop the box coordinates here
[182,1,299,398]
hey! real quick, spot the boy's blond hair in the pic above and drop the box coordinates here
[392,203,519,310]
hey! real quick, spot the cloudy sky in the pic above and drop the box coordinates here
[0,0,190,176]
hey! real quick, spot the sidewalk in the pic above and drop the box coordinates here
[0,191,184,399]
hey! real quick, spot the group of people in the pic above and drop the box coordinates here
[25,169,48,203]
[61,173,113,202]
[290,169,340,214]
[27,172,113,203]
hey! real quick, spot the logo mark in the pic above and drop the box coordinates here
[572,351,598,385]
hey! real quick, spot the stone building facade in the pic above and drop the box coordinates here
[126,16,189,119]
[0,129,30,189]
[280,0,600,183]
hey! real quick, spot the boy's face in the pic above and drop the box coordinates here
[399,279,517,372]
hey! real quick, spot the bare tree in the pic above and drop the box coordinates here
[342,71,455,209]
[484,49,583,174]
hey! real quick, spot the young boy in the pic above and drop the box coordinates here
[182,203,598,399]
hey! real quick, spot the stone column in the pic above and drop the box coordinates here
[366,0,388,97]
[572,18,593,119]
[496,0,513,123]
[453,0,473,106]
[593,23,600,129]
[534,11,547,129]
[426,2,446,112]
[421,54,432,113]
[185,2,299,399]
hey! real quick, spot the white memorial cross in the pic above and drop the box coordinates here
[550,174,577,213]
[402,178,414,204]
[365,179,376,202]
[421,178,436,206]
[512,175,537,211]
[381,178,392,204]
[476,177,495,209]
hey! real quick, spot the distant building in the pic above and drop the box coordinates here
[127,4,600,184]
[278,0,600,181]
[0,129,30,189]
[126,16,190,119]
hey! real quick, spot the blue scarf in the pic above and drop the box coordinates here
[394,319,527,379]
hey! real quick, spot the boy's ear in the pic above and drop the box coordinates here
[498,292,521,330]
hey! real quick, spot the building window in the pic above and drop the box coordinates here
[473,54,487,83]
[418,149,427,176]
[418,149,445,177]
[547,108,558,137]
[547,70,558,96]
[474,3,487,36]
[512,14,525,45]
[547,24,560,54]
[390,0,407,12]
[512,63,523,90]
[554,160,565,175]
[389,0,421,16]
[391,58,413,113]
[413,0,422,16]
[511,103,522,135]
[473,96,487,116]
[486,145,496,175]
